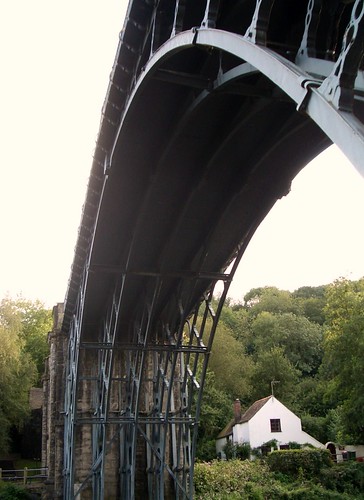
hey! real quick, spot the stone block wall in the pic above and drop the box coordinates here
[42,303,68,499]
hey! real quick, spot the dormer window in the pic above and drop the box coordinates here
[270,419,281,432]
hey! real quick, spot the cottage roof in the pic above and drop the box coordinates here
[216,396,273,439]
[238,396,272,423]
[216,419,234,439]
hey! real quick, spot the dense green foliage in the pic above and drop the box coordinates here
[321,278,364,443]
[194,459,278,499]
[0,482,32,499]
[196,370,233,461]
[266,449,333,477]
[0,298,52,385]
[0,297,51,452]
[197,279,364,458]
[194,459,364,499]
[223,440,251,460]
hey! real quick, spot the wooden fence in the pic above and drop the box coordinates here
[0,467,48,485]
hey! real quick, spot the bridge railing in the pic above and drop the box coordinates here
[0,467,48,485]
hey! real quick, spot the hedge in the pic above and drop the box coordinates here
[266,448,333,477]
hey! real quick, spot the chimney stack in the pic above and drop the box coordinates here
[233,399,241,423]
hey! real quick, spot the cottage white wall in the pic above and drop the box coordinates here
[233,421,250,444]
[216,436,230,458]
[234,397,323,449]
[300,430,324,448]
[344,444,364,457]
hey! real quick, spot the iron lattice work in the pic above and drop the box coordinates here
[60,0,364,498]
[63,260,246,499]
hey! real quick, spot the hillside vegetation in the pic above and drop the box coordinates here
[197,278,364,460]
[0,297,52,452]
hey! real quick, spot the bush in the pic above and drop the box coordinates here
[222,440,235,460]
[235,442,251,460]
[288,441,302,450]
[196,438,217,462]
[319,461,364,495]
[194,459,361,499]
[266,449,333,478]
[223,441,251,460]
[261,439,278,451]
[194,459,275,499]
[0,483,32,499]
[282,483,351,499]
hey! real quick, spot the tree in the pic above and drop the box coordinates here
[249,347,300,404]
[195,370,233,461]
[218,302,250,342]
[0,296,52,451]
[0,324,36,452]
[209,323,252,400]
[295,377,329,417]
[251,312,323,375]
[0,297,52,384]
[293,286,327,325]
[322,278,364,442]
[243,287,299,316]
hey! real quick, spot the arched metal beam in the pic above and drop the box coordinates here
[111,28,364,178]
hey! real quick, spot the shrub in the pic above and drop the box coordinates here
[196,438,217,462]
[222,440,235,460]
[223,441,251,460]
[251,447,262,458]
[262,439,278,450]
[235,442,251,460]
[283,483,351,499]
[319,461,364,495]
[0,482,32,499]
[266,448,333,478]
[288,441,302,450]
[194,459,360,499]
[194,459,274,498]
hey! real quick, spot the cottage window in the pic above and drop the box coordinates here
[270,419,281,432]
[347,451,356,461]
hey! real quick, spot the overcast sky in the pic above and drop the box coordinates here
[1,1,364,307]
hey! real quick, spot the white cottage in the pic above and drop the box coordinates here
[216,396,324,458]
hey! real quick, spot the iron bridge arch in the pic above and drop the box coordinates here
[50,1,364,499]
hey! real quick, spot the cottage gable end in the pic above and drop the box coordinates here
[217,396,324,455]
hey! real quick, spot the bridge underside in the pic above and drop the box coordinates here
[66,50,329,500]
[85,48,330,338]
[44,1,364,499]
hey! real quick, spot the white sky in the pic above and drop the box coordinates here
[1,1,364,307]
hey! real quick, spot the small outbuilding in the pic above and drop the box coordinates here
[216,396,324,458]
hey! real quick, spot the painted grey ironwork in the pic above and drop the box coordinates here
[62,1,364,499]
[245,0,275,45]
[319,0,364,111]
[64,266,242,498]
